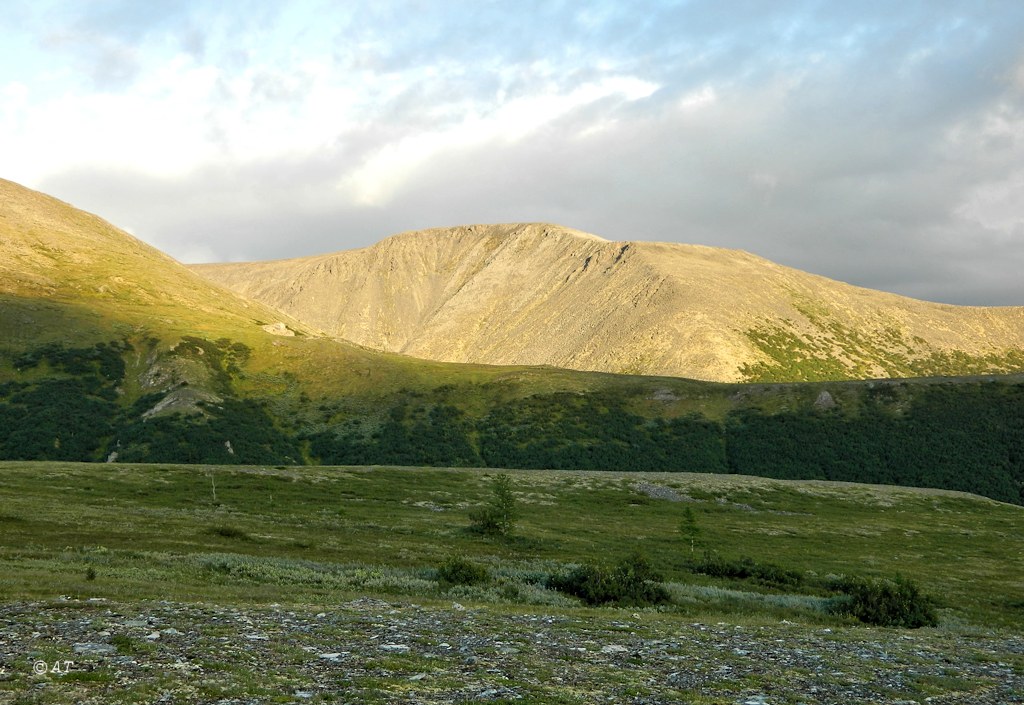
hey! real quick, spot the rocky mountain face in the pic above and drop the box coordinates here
[193,223,1024,382]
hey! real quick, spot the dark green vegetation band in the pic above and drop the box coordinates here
[2,340,1022,505]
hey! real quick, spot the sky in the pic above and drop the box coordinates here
[2,1,1024,306]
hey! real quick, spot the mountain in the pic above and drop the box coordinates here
[193,223,1024,382]
[0,178,691,464]
[0,179,596,403]
[2,179,1022,505]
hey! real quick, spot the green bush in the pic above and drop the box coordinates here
[548,552,671,607]
[688,553,804,588]
[829,575,938,628]
[436,556,491,587]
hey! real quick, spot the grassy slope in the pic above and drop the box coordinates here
[0,461,1020,629]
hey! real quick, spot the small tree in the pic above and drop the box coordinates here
[469,473,518,536]
[678,506,701,553]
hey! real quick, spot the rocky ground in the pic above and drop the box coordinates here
[0,597,1021,704]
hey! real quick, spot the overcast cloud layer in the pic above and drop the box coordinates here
[3,1,1024,305]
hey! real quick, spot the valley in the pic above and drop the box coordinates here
[1,178,1023,702]
[0,461,1021,703]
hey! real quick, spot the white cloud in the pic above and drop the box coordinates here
[957,172,1024,234]
[14,1,1024,305]
[749,172,779,205]
[1,57,221,184]
[3,81,28,118]
[339,75,659,206]
[166,241,218,264]
[4,49,366,186]
[678,85,716,112]
[946,100,1024,236]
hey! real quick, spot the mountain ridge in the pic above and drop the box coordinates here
[192,223,1024,382]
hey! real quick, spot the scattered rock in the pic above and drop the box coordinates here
[650,388,680,402]
[262,322,295,337]
[413,500,447,512]
[4,599,1020,704]
[632,482,690,502]
[72,642,116,655]
[141,387,221,419]
[814,390,837,410]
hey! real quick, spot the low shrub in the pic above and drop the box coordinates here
[436,556,491,587]
[688,553,804,588]
[207,525,251,540]
[548,552,671,607]
[829,575,938,628]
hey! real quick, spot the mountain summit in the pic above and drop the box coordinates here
[193,223,1024,382]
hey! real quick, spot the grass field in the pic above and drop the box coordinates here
[1,461,1021,626]
[1,461,1022,704]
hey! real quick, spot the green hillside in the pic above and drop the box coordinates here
[1,178,1023,506]
[0,176,627,451]
[2,331,1023,504]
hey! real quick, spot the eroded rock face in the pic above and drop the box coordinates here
[135,343,222,419]
[192,223,1024,382]
[140,387,221,419]
[814,390,837,411]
